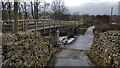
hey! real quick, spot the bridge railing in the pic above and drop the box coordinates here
[2,19,77,33]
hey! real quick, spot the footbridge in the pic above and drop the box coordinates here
[2,19,80,46]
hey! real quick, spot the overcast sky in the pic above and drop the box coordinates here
[1,0,120,15]
[45,0,120,15]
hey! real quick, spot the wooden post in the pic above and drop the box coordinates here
[22,21,25,31]
[54,20,55,29]
[14,2,19,33]
[35,20,37,32]
[42,20,45,33]
[49,20,51,32]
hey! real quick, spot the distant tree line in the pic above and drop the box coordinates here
[1,0,70,21]
[1,0,119,22]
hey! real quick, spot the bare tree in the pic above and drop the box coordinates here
[2,2,8,20]
[51,0,69,20]
[30,0,42,20]
[23,2,28,20]
[34,0,42,20]
[30,0,34,19]
[19,2,24,20]
[7,0,13,20]
[42,2,50,19]
[14,1,19,33]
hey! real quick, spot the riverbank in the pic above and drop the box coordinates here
[1,26,96,67]
[1,32,61,67]
[87,31,120,68]
[48,34,94,66]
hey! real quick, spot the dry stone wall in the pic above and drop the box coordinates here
[87,31,120,68]
[1,32,59,67]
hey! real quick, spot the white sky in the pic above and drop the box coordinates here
[45,0,119,15]
[45,0,120,6]
[1,0,120,15]
[1,0,120,6]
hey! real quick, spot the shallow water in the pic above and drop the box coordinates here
[66,35,94,50]
[51,26,95,66]
[55,49,94,66]
[54,35,94,66]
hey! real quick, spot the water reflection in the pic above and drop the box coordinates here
[64,26,95,50]
[51,26,95,66]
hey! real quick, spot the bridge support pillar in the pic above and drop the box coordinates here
[49,30,59,47]
[68,28,74,38]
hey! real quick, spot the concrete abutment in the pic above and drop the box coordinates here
[49,30,59,47]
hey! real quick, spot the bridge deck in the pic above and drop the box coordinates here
[2,20,79,33]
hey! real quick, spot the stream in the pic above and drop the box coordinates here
[49,26,95,66]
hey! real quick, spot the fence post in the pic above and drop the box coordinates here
[14,2,19,33]
[12,20,14,33]
[54,20,55,29]
[49,20,50,32]
[35,20,37,33]
[23,20,24,31]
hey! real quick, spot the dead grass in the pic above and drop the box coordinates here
[86,50,111,66]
